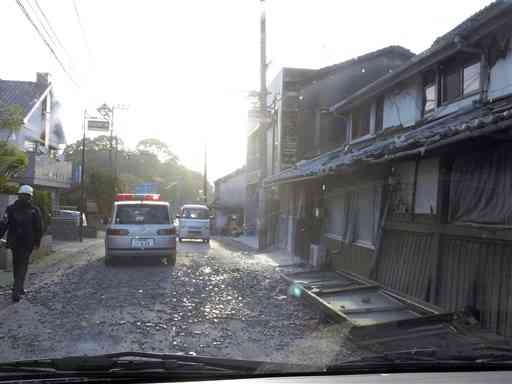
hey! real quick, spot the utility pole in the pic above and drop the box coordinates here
[111,107,118,178]
[203,143,208,204]
[109,119,113,173]
[257,0,268,250]
[79,109,87,242]
[260,0,267,112]
[98,103,128,178]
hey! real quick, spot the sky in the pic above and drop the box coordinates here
[0,0,493,181]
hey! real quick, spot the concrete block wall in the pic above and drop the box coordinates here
[0,235,52,270]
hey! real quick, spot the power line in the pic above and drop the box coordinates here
[32,0,74,62]
[15,0,80,88]
[72,0,93,61]
[26,0,59,52]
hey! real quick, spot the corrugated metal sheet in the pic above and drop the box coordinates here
[376,229,434,300]
[437,237,512,336]
[281,270,443,328]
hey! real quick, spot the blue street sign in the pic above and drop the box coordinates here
[134,182,158,194]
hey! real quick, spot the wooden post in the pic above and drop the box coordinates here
[369,184,390,280]
[429,156,448,303]
[411,157,420,221]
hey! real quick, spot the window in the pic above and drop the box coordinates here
[325,193,346,238]
[355,187,378,245]
[325,186,380,246]
[424,84,436,113]
[181,207,209,219]
[423,70,437,114]
[392,159,439,214]
[441,58,480,103]
[449,144,512,225]
[284,81,299,92]
[442,65,461,102]
[328,115,346,144]
[375,97,384,133]
[115,204,170,225]
[351,103,371,140]
[463,62,480,94]
[414,158,439,214]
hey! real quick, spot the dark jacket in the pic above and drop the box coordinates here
[0,199,43,250]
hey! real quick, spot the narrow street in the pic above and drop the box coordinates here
[0,239,361,365]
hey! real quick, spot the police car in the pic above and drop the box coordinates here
[105,193,177,266]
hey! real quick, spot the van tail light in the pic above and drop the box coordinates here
[107,228,129,236]
[158,228,176,236]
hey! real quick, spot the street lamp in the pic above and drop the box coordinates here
[97,103,112,119]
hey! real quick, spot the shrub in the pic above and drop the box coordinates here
[33,190,52,233]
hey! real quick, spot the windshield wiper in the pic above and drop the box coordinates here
[327,346,512,373]
[0,351,311,377]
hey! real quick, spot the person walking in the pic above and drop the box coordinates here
[0,185,43,302]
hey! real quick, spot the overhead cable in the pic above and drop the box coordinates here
[72,0,93,61]
[15,0,80,88]
[32,0,74,62]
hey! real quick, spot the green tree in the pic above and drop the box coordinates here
[33,190,51,232]
[87,169,123,215]
[62,136,211,208]
[136,138,178,162]
[0,104,27,188]
[0,104,24,141]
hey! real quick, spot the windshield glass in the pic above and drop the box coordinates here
[181,207,209,220]
[115,204,170,224]
[2,0,512,378]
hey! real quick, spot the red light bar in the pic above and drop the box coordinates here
[115,194,160,201]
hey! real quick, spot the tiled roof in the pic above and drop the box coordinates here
[331,0,512,113]
[301,45,414,85]
[214,166,246,184]
[0,80,49,117]
[265,97,512,186]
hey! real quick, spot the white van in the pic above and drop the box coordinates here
[177,204,210,243]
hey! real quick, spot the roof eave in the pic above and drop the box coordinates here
[330,44,459,114]
[330,4,512,114]
[23,83,52,124]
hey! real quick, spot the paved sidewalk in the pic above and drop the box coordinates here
[253,247,304,268]
[51,237,103,254]
[230,235,258,250]
[217,236,304,268]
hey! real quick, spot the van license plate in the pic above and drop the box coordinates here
[132,239,154,248]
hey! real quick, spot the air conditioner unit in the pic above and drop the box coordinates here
[310,244,326,268]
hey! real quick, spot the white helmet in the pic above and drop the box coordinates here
[18,185,34,196]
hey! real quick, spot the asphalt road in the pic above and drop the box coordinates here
[0,239,362,365]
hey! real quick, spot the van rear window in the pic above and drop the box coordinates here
[115,205,170,225]
[181,208,209,219]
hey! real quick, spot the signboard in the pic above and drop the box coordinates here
[281,111,298,168]
[87,119,110,132]
[134,182,158,194]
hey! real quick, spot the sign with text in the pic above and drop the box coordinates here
[134,182,159,194]
[87,119,110,132]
